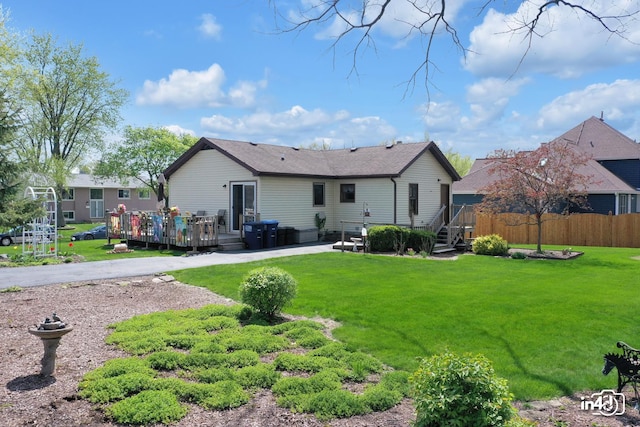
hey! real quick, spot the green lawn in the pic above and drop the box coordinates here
[170,246,640,401]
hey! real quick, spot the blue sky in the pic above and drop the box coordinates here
[2,1,640,160]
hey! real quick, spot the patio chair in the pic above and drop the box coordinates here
[217,209,226,232]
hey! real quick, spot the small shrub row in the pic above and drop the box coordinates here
[367,225,436,254]
[273,370,409,421]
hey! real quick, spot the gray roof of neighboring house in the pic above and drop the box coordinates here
[164,138,461,181]
[553,116,640,161]
[454,157,637,195]
[68,174,145,189]
[454,117,640,195]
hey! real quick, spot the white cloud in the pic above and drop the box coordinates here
[198,13,222,39]
[200,105,397,147]
[300,0,468,42]
[421,101,461,132]
[136,64,266,108]
[460,77,530,128]
[465,1,640,78]
[163,125,196,136]
[201,105,348,136]
[536,79,640,131]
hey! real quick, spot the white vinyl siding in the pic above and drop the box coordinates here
[331,178,394,232]
[259,177,336,229]
[394,153,453,226]
[169,150,254,215]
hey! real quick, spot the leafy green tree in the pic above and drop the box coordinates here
[9,33,128,226]
[0,10,44,227]
[94,126,196,197]
[443,148,473,177]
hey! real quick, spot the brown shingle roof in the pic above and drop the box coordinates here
[454,117,640,195]
[164,138,461,180]
[553,116,640,160]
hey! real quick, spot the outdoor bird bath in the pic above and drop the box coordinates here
[28,314,73,376]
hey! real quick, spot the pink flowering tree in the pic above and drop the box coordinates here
[476,140,594,253]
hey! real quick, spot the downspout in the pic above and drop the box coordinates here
[390,178,397,224]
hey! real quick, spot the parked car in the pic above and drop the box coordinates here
[71,225,107,241]
[0,225,55,246]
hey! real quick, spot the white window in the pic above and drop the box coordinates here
[63,211,75,221]
[118,189,130,199]
[61,188,75,200]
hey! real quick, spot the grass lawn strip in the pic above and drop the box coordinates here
[169,245,640,401]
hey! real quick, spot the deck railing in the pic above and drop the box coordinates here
[108,212,220,249]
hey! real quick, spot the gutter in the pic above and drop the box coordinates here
[390,177,397,223]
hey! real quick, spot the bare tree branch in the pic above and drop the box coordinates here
[268,1,639,98]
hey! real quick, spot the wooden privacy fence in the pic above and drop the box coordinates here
[475,213,640,248]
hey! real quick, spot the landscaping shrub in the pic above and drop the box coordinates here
[367,225,436,254]
[308,389,368,420]
[80,357,155,382]
[106,390,188,425]
[105,331,169,355]
[81,303,414,423]
[343,352,384,381]
[216,326,290,353]
[239,266,297,320]
[145,351,186,370]
[360,383,403,411]
[194,367,235,384]
[511,251,527,260]
[284,325,331,349]
[406,229,437,254]
[472,234,509,256]
[378,370,411,396]
[273,352,342,373]
[272,370,343,397]
[79,373,155,404]
[195,381,251,410]
[367,225,409,253]
[410,350,516,427]
[234,363,282,388]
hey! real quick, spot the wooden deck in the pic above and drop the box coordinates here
[107,212,243,250]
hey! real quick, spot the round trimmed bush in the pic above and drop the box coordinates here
[410,350,516,427]
[472,234,509,256]
[239,267,297,320]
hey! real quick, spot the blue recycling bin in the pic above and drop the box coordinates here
[243,222,263,250]
[262,220,279,248]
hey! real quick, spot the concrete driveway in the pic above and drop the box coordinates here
[0,244,335,289]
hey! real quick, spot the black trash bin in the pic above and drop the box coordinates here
[283,226,295,245]
[243,222,263,250]
[262,220,279,248]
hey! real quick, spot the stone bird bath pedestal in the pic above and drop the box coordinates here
[28,314,73,376]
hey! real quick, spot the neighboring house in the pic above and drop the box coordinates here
[162,138,461,234]
[61,173,158,223]
[453,116,640,215]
